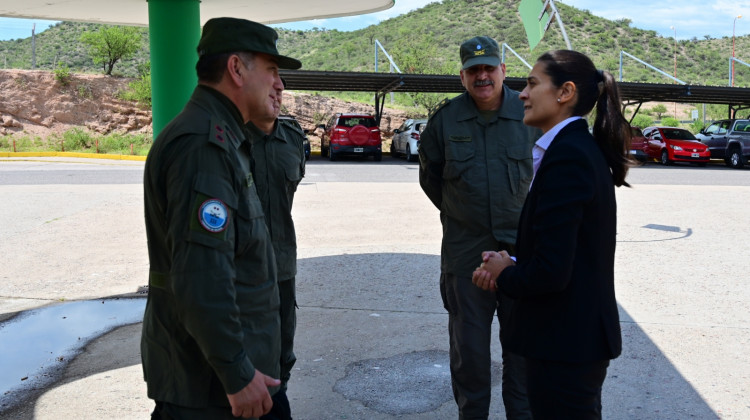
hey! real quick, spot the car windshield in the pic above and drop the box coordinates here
[662,129,696,140]
[339,117,377,128]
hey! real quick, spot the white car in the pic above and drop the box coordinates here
[390,119,426,162]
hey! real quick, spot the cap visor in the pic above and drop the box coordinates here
[277,55,302,70]
[462,56,501,70]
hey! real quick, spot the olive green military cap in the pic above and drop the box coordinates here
[460,36,501,70]
[198,17,302,70]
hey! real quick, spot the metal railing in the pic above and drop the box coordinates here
[619,50,686,85]
[502,43,532,70]
[729,57,750,86]
[374,39,402,74]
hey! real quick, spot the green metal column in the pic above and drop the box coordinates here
[148,0,201,136]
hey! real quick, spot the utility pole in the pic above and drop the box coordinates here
[670,26,677,119]
[733,15,742,87]
[31,23,36,70]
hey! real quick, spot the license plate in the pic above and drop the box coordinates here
[354,147,364,153]
[691,153,699,158]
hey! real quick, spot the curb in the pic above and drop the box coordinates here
[0,152,147,161]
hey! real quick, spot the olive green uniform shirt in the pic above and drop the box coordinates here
[419,86,541,277]
[141,85,280,409]
[247,119,306,281]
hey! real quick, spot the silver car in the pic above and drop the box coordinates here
[390,118,426,162]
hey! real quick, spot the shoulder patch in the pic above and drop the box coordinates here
[428,97,452,120]
[198,198,229,233]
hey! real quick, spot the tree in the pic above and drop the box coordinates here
[80,26,142,76]
[651,104,668,119]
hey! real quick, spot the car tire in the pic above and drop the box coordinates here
[406,144,415,162]
[728,148,745,169]
[321,144,328,158]
[390,140,396,156]
[329,148,337,162]
[374,150,382,162]
[661,150,672,166]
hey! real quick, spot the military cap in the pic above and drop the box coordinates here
[197,17,302,70]
[460,36,501,70]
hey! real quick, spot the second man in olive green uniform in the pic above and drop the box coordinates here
[247,90,306,418]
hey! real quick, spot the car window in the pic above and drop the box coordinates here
[630,127,644,137]
[735,121,749,131]
[718,121,730,134]
[338,117,377,128]
[663,129,696,140]
[704,123,719,134]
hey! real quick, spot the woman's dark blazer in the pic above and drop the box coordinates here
[497,118,622,363]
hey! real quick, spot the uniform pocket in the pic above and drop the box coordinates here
[506,144,533,195]
[443,140,475,180]
[285,165,302,193]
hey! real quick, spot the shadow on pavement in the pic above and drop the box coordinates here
[0,253,718,419]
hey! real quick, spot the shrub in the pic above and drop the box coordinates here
[54,63,71,86]
[118,73,151,107]
[661,117,680,127]
[630,114,653,128]
[689,120,706,133]
[77,84,93,99]
[62,127,94,149]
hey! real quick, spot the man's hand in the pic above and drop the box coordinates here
[226,370,281,418]
[472,250,515,292]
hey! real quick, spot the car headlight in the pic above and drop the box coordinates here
[671,145,683,151]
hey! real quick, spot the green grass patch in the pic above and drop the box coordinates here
[3,128,152,156]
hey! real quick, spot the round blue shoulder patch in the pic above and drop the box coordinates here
[198,199,229,233]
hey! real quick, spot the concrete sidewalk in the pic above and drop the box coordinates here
[0,159,748,419]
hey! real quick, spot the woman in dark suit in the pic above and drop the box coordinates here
[472,50,631,419]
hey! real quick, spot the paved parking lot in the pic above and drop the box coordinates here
[0,156,748,419]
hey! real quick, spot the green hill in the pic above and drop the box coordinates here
[1,0,747,86]
[274,0,747,87]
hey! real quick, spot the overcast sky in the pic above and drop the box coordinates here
[1,0,749,41]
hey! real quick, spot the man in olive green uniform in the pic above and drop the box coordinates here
[418,36,541,420]
[141,18,301,420]
[247,93,306,419]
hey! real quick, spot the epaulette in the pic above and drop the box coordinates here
[428,97,452,120]
[207,118,242,151]
[279,118,305,137]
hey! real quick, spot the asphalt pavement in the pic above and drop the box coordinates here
[0,155,748,419]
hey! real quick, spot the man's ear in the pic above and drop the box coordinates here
[226,54,244,87]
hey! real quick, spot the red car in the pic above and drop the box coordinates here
[629,126,648,162]
[642,126,710,166]
[319,113,382,161]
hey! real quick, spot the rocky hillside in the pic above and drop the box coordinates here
[0,69,151,138]
[0,69,413,147]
